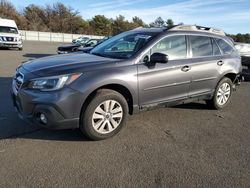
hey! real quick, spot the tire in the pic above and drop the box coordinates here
[18,47,23,51]
[206,77,233,110]
[80,89,128,140]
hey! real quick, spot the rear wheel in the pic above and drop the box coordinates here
[80,89,128,140]
[206,77,233,109]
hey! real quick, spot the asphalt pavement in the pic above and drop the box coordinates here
[0,41,249,187]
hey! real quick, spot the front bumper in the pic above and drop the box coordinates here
[0,41,22,48]
[11,85,84,130]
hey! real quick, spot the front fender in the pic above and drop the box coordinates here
[68,64,139,111]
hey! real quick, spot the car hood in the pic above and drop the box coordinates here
[22,53,119,77]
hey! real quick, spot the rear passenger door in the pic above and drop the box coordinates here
[188,35,223,97]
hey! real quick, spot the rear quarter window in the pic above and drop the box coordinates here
[212,38,221,56]
[215,38,235,55]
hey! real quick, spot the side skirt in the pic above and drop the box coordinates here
[139,92,213,112]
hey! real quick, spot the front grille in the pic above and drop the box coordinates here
[1,37,14,42]
[13,70,24,94]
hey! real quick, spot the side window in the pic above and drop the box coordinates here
[212,38,221,56]
[215,38,234,55]
[151,35,187,60]
[190,36,213,57]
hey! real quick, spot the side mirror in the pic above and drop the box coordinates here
[150,53,168,64]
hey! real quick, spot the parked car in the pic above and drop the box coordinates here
[12,25,243,140]
[0,18,23,50]
[57,39,101,54]
[58,37,112,54]
[235,42,250,69]
[72,36,90,44]
[76,36,112,53]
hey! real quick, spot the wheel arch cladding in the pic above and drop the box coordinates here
[80,84,134,121]
[223,73,237,83]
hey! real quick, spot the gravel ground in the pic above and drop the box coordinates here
[0,41,249,188]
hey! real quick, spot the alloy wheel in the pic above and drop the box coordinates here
[92,100,123,134]
[216,83,231,106]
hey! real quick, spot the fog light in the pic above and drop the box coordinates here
[40,113,47,124]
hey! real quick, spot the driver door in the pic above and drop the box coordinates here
[137,35,192,106]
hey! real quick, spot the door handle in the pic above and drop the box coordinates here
[217,60,224,66]
[181,65,191,72]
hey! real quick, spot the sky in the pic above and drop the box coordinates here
[11,0,250,34]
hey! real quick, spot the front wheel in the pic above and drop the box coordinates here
[206,77,233,110]
[80,89,128,140]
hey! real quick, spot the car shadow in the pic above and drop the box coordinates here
[172,102,211,110]
[13,128,89,142]
[0,48,19,51]
[23,53,54,59]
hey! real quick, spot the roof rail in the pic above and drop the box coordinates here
[169,25,225,36]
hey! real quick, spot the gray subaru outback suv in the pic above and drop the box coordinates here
[12,25,243,140]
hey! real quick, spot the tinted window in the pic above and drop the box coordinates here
[212,39,221,55]
[152,35,187,60]
[190,36,213,57]
[215,38,234,55]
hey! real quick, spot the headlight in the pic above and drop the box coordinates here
[28,73,82,91]
[0,37,2,42]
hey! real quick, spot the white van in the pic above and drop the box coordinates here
[0,18,23,50]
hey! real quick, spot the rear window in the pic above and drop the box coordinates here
[190,36,213,57]
[215,38,235,55]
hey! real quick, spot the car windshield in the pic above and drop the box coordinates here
[0,26,18,34]
[91,32,156,59]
